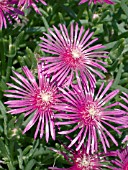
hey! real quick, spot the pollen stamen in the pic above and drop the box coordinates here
[80,103,101,125]
[41,92,51,102]
[76,154,91,168]
[88,107,97,118]
[72,49,81,59]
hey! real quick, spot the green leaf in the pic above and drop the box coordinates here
[0,39,6,76]
[17,149,24,170]
[107,59,119,72]
[18,56,26,67]
[41,16,50,34]
[0,78,7,92]
[5,36,16,58]
[61,5,77,19]
[109,38,125,59]
[6,162,16,170]
[121,0,128,18]
[26,47,37,69]
[14,31,24,48]
[113,63,123,87]
[112,85,128,93]
[28,140,39,158]
[23,146,33,156]
[0,101,7,136]
[0,139,8,157]
[25,27,46,34]
[25,159,36,170]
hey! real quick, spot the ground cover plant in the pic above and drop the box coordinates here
[0,0,128,169]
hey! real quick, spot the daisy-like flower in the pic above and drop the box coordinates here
[4,63,61,142]
[109,147,128,170]
[40,23,108,88]
[79,0,114,5]
[54,80,128,153]
[0,0,24,29]
[49,145,108,170]
[18,0,47,14]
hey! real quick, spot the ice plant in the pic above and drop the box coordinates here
[49,145,108,170]
[54,80,128,153]
[18,0,47,14]
[109,147,128,170]
[79,0,114,5]
[40,23,108,88]
[0,0,23,29]
[4,64,61,142]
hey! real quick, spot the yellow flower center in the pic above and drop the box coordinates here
[76,154,90,168]
[88,107,97,118]
[41,92,51,102]
[72,49,81,59]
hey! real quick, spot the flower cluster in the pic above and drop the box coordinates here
[49,145,128,170]
[0,0,47,29]
[5,21,128,169]
[3,0,128,169]
[0,0,115,29]
[49,145,108,170]
[18,0,47,14]
[0,0,23,29]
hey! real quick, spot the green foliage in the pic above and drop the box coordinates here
[0,0,128,169]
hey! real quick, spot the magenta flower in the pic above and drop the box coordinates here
[54,80,127,153]
[40,23,108,88]
[0,0,23,29]
[79,0,114,5]
[18,0,47,14]
[109,147,128,170]
[4,64,62,142]
[49,145,108,170]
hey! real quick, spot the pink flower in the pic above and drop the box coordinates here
[49,145,108,170]
[109,147,128,170]
[0,0,23,29]
[5,64,62,142]
[40,23,108,88]
[79,0,114,5]
[54,80,127,153]
[18,0,47,14]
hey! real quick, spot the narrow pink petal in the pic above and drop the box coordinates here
[49,112,55,140]
[34,116,42,139]
[58,123,82,135]
[68,127,84,148]
[23,111,39,134]
[76,126,88,151]
[97,80,113,101]
[45,113,49,143]
[40,113,45,138]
